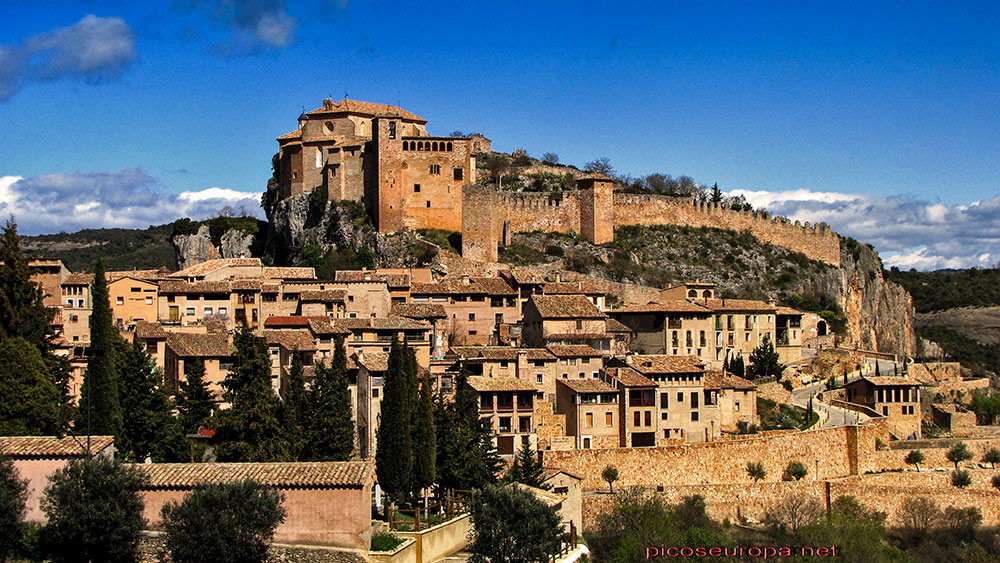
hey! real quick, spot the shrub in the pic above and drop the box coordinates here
[904,450,924,472]
[746,461,766,482]
[162,480,286,563]
[982,447,1000,469]
[545,244,564,257]
[991,475,1000,491]
[763,493,823,535]
[41,456,148,563]
[601,465,619,493]
[0,457,28,562]
[782,461,808,481]
[898,497,941,542]
[468,484,562,563]
[951,469,972,489]
[371,531,405,552]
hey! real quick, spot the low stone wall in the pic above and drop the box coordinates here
[397,514,472,563]
[873,438,1000,472]
[581,470,1000,532]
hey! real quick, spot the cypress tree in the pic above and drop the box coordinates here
[731,353,745,379]
[79,260,123,438]
[722,353,730,374]
[0,219,53,351]
[435,362,502,491]
[281,349,309,460]
[177,359,214,435]
[213,324,290,462]
[376,337,413,503]
[412,369,437,495]
[747,335,782,379]
[308,338,353,461]
[116,338,187,462]
[0,337,63,435]
[507,442,548,489]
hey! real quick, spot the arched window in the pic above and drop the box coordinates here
[447,142,453,151]
[402,141,409,150]
[432,141,439,151]
[671,331,679,347]
[688,289,697,298]
[699,330,706,347]
[702,290,712,298]
[686,331,693,347]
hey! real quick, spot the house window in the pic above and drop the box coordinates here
[499,417,512,433]
[677,392,683,402]
[219,307,228,315]
[661,412,668,420]
[426,201,431,207]
[453,167,464,180]
[429,164,440,175]
[116,296,124,305]
[645,411,651,426]
[691,411,699,421]
[660,392,669,407]
[882,406,888,416]
[575,320,583,330]
[606,412,613,426]
[186,307,195,316]
[519,416,531,433]
[373,389,379,398]
[469,313,476,321]
[204,307,213,315]
[414,184,421,192]
[585,413,593,428]
[536,374,543,384]
[633,411,640,427]
[562,373,568,379]
[145,296,153,305]
[735,401,741,412]
[691,392,699,408]
[388,121,396,139]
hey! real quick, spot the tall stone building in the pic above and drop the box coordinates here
[275,98,490,233]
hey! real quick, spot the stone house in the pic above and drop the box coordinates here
[409,275,518,346]
[548,345,605,382]
[450,346,560,403]
[499,269,547,314]
[356,351,387,459]
[603,366,659,447]
[542,469,583,532]
[262,330,317,395]
[703,370,758,433]
[542,279,608,312]
[59,272,92,345]
[334,269,421,306]
[660,280,716,301]
[339,316,433,367]
[27,258,70,308]
[466,376,537,456]
[0,436,115,522]
[297,289,347,317]
[163,332,234,402]
[702,299,778,364]
[521,294,610,351]
[607,300,714,363]
[391,302,448,358]
[775,306,805,363]
[157,280,235,328]
[107,275,158,326]
[845,376,922,440]
[555,379,620,449]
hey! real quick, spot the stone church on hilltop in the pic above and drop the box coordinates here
[275,98,491,234]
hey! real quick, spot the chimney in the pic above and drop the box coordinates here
[461,274,471,285]
[577,281,582,290]
[517,349,527,378]
[624,352,633,365]
[555,272,562,283]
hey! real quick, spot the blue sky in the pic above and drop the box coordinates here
[1,1,998,269]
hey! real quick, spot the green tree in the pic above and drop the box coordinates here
[982,447,1000,469]
[710,183,723,203]
[376,338,414,502]
[40,456,147,563]
[991,475,1000,491]
[116,338,186,462]
[0,337,63,435]
[951,469,972,488]
[435,363,502,491]
[280,349,309,460]
[583,157,614,176]
[507,442,546,489]
[78,260,122,438]
[905,450,925,472]
[602,465,619,494]
[0,457,29,562]
[161,480,286,563]
[468,484,562,563]
[541,152,559,165]
[747,461,767,482]
[747,335,783,380]
[213,324,290,462]
[297,239,325,269]
[412,370,437,494]
[797,496,905,563]
[307,338,353,461]
[177,359,214,435]
[0,219,54,352]
[731,353,745,378]
[946,442,972,470]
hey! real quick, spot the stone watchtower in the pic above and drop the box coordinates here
[577,174,614,245]
[372,114,405,233]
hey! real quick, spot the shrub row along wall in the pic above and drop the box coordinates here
[873,438,1000,472]
[543,421,889,490]
[581,470,1000,532]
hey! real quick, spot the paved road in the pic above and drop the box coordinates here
[790,357,905,428]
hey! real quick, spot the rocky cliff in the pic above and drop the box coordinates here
[172,225,256,270]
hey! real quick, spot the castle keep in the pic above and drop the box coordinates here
[277,99,840,266]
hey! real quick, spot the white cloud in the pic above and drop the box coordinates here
[0,15,135,102]
[0,169,262,235]
[177,0,298,50]
[729,187,1000,270]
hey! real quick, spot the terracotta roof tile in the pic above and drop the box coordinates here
[300,289,347,302]
[135,321,168,339]
[305,99,426,123]
[262,267,316,280]
[451,346,555,361]
[410,279,487,295]
[861,376,921,387]
[505,269,547,285]
[605,366,657,387]
[0,436,114,458]
[230,279,262,291]
[629,355,704,375]
[546,345,603,358]
[264,316,312,328]
[276,129,302,141]
[471,277,516,295]
[337,316,430,331]
[391,303,447,319]
[775,306,803,316]
[308,318,351,335]
[263,330,317,351]
[166,333,233,358]
[158,280,232,294]
[355,352,389,372]
[702,299,776,313]
[466,376,536,392]
[168,258,262,279]
[543,281,606,295]
[609,300,712,314]
[557,378,618,394]
[135,461,372,490]
[605,318,632,332]
[529,295,604,319]
[515,483,565,507]
[63,273,92,285]
[703,370,756,391]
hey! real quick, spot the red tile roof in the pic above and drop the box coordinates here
[166,333,233,358]
[629,355,705,374]
[168,258,262,279]
[466,376,536,392]
[0,436,114,458]
[308,318,351,335]
[451,346,555,362]
[604,366,657,388]
[135,461,373,490]
[300,289,347,302]
[334,270,409,288]
[158,280,232,294]
[543,281,606,295]
[609,300,712,314]
[861,376,921,387]
[703,370,756,391]
[355,351,389,372]
[135,321,168,339]
[546,344,604,358]
[702,299,776,313]
[557,378,618,394]
[605,319,632,333]
[305,99,426,123]
[529,295,604,319]
[262,267,316,280]
[263,330,317,352]
[63,273,93,285]
[391,303,447,319]
[263,316,312,328]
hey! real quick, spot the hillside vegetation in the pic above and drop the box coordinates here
[21,224,178,272]
[885,267,1000,313]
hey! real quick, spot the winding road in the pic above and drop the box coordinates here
[789,357,905,428]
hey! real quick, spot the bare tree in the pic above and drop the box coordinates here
[763,493,823,535]
[583,158,614,176]
[898,497,941,542]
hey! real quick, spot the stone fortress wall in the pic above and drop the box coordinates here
[461,184,842,266]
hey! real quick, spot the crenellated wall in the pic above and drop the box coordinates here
[460,186,841,266]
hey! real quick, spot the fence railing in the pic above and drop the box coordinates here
[386,489,474,532]
[548,521,578,562]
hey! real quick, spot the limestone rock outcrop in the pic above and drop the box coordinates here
[172,225,257,270]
